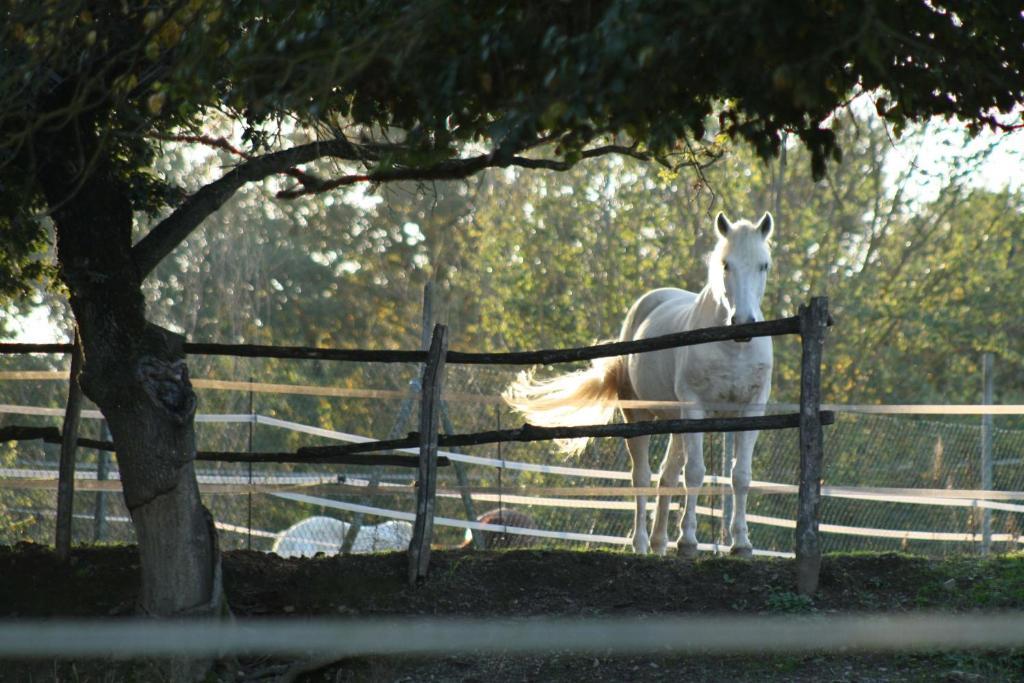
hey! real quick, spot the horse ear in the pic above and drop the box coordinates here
[715,212,731,237]
[757,212,774,239]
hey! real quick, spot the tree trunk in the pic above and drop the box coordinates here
[97,330,222,619]
[36,116,224,634]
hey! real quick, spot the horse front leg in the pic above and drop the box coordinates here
[729,429,758,557]
[651,433,684,556]
[625,435,652,554]
[676,431,705,558]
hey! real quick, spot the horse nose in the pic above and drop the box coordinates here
[731,315,737,326]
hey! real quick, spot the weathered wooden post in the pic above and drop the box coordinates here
[92,421,111,542]
[55,334,84,561]
[408,324,447,585]
[422,281,482,548]
[796,297,828,596]
[980,352,994,555]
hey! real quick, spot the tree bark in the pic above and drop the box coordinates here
[35,115,223,630]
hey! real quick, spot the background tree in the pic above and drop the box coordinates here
[129,106,1024,455]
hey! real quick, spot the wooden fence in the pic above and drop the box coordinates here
[1,297,832,593]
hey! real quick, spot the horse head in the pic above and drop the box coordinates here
[710,212,773,341]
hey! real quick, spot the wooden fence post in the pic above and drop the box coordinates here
[796,297,828,596]
[980,352,994,555]
[408,324,447,585]
[55,334,84,561]
[93,422,111,543]
[421,280,483,548]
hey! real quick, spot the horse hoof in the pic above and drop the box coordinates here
[676,543,699,560]
[729,546,753,559]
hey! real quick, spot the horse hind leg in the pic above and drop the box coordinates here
[624,433,652,554]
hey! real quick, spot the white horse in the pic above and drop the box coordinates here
[504,212,774,557]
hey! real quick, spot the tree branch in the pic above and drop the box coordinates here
[150,133,327,191]
[133,135,655,277]
[274,144,656,200]
[131,137,371,278]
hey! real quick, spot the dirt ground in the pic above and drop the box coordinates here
[1,543,1022,682]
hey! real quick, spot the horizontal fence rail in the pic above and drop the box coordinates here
[446,316,803,365]
[0,343,74,354]
[2,408,833,463]
[0,424,448,468]
[298,412,836,458]
[1,315,804,366]
[184,342,425,364]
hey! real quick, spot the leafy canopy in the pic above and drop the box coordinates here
[2,0,1022,302]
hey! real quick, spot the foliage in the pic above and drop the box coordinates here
[130,107,1024,423]
[3,0,1024,307]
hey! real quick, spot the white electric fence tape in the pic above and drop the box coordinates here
[9,465,1015,547]
[2,405,1021,548]
[16,506,279,540]
[5,372,1024,414]
[255,413,637,480]
[270,490,794,556]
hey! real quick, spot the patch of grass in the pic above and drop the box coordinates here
[964,553,1024,608]
[823,548,929,561]
[915,553,1024,609]
[764,590,815,613]
[824,550,925,560]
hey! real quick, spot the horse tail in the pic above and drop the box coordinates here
[502,351,624,456]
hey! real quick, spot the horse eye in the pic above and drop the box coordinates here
[722,261,730,271]
[761,263,769,272]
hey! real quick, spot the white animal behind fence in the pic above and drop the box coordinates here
[505,212,775,558]
[272,516,413,557]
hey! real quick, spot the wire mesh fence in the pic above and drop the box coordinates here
[2,357,1023,557]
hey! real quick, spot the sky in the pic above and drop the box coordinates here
[8,305,54,343]
[884,120,1024,201]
